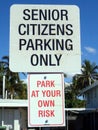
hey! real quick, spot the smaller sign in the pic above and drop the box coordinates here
[28,73,65,127]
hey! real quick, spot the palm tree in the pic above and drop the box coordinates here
[64,59,98,108]
[82,60,98,84]
[73,59,98,90]
[0,56,27,99]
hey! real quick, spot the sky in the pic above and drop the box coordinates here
[0,0,98,80]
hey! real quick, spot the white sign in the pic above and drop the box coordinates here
[28,73,65,127]
[10,4,81,73]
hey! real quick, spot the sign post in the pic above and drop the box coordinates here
[10,4,81,129]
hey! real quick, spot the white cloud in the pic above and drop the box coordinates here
[84,46,96,54]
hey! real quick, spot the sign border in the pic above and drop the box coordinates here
[28,73,65,127]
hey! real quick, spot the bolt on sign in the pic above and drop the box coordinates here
[28,73,65,127]
[9,4,81,74]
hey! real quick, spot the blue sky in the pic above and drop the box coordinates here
[0,0,98,72]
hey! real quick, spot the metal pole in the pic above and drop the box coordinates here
[93,111,95,130]
[67,110,68,130]
[39,127,41,130]
[2,107,4,126]
[3,75,5,99]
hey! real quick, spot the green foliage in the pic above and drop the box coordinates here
[0,56,27,99]
[65,97,85,108]
[65,59,98,108]
[73,60,98,90]
[65,87,86,108]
